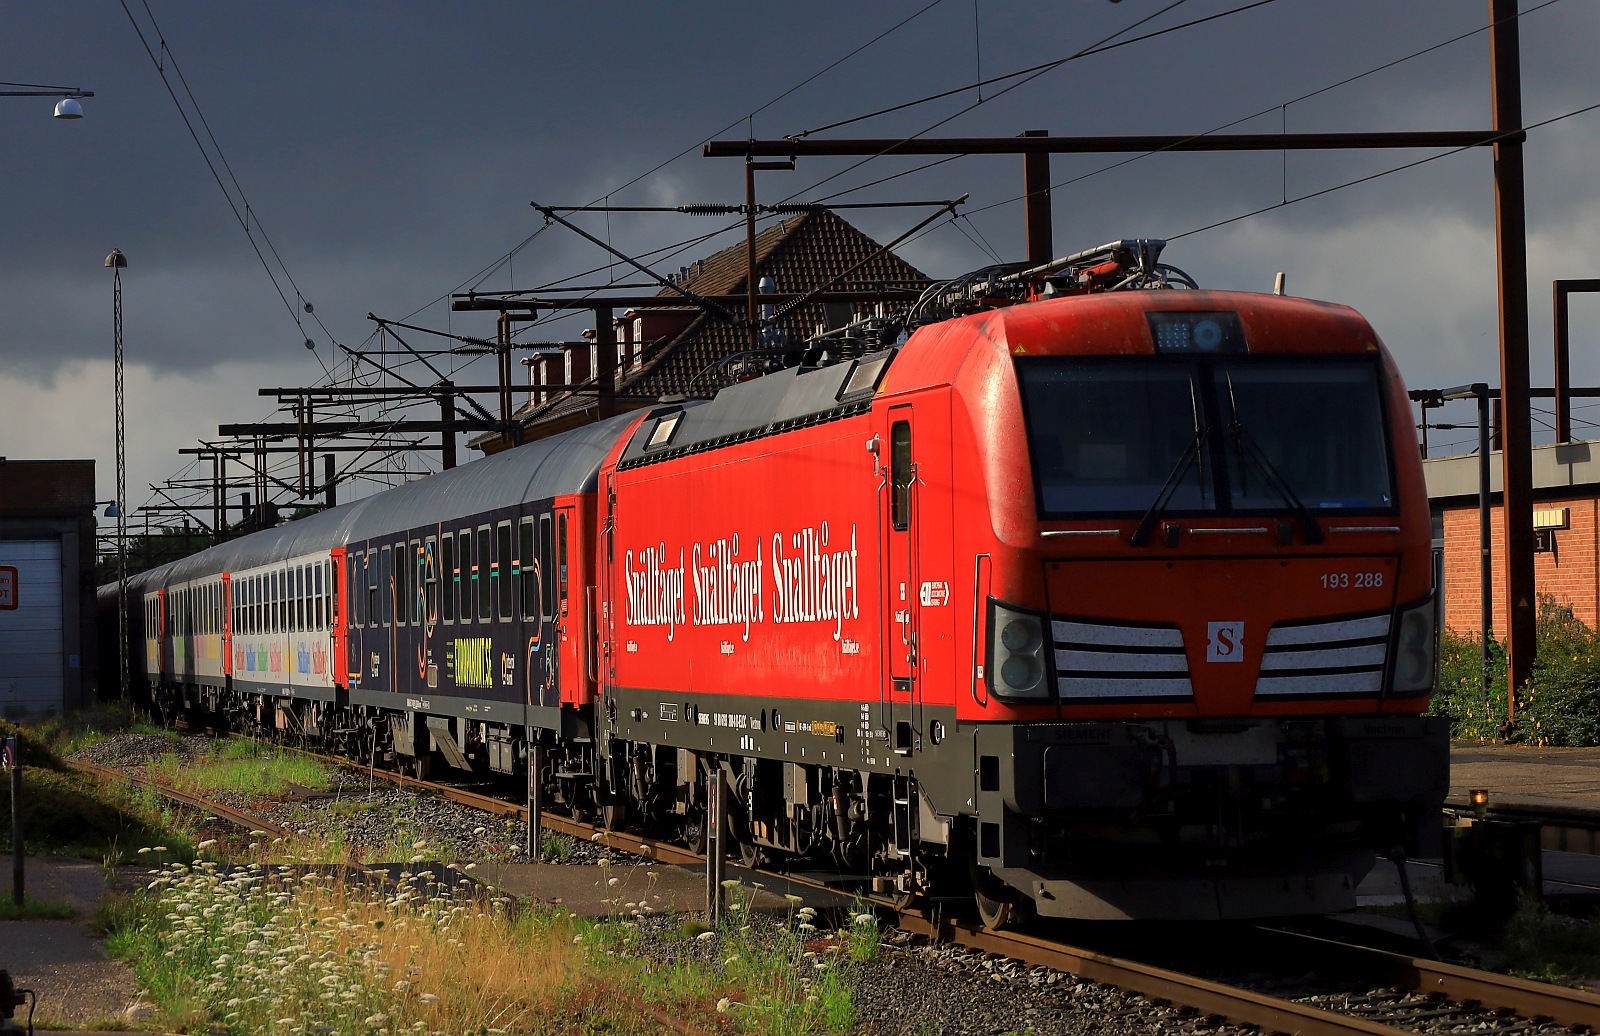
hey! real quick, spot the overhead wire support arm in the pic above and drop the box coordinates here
[768,194,967,325]
[530,202,745,327]
[704,130,1517,159]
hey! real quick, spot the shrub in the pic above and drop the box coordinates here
[1431,595,1600,745]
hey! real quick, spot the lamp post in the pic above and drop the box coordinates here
[106,249,128,705]
[0,81,93,118]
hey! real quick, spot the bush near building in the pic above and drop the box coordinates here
[1432,595,1600,745]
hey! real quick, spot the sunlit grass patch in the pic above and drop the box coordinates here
[106,858,877,1035]
[144,738,332,800]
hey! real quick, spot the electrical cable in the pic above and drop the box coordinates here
[954,0,1569,224]
[119,0,340,380]
[1171,99,1600,241]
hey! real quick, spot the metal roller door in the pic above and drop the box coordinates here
[0,539,64,717]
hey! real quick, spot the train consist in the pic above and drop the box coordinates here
[108,240,1447,924]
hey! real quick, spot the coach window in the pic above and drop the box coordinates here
[300,566,309,631]
[423,538,437,626]
[538,514,555,620]
[496,522,513,621]
[891,420,913,531]
[313,564,323,630]
[477,526,492,621]
[351,556,365,629]
[557,513,569,607]
[291,568,302,632]
[441,534,455,624]
[378,546,392,628]
[396,541,411,627]
[459,528,474,623]
[413,540,426,625]
[366,552,379,628]
[519,518,536,621]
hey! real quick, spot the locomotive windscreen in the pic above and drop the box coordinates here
[1017,356,1395,518]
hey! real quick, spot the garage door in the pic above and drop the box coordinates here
[0,539,64,718]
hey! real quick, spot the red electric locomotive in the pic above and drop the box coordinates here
[593,241,1444,923]
[117,240,1445,925]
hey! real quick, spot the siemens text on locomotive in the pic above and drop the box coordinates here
[109,240,1447,925]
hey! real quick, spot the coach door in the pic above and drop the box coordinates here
[883,406,920,755]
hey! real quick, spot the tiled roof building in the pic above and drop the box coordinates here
[473,208,930,453]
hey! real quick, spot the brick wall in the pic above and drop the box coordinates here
[1442,496,1600,635]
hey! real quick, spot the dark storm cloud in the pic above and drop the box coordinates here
[2,0,1599,501]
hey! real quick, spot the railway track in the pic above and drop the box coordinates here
[76,739,1600,1036]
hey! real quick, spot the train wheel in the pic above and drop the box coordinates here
[601,798,630,832]
[682,813,707,855]
[970,861,1020,931]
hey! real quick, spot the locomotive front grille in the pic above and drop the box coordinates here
[1051,619,1194,700]
[1255,612,1390,698]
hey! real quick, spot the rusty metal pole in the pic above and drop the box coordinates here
[1490,0,1535,729]
[595,307,616,421]
[1554,282,1572,443]
[1550,280,1600,444]
[439,381,456,470]
[746,159,759,353]
[1022,129,1053,266]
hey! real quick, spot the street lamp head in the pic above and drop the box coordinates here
[102,502,120,518]
[104,249,126,269]
[53,97,83,119]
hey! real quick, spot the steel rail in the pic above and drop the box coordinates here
[208,739,1600,1034]
[1257,927,1600,1031]
[894,912,1418,1036]
[65,759,292,839]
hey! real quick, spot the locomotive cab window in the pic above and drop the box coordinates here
[1017,356,1395,518]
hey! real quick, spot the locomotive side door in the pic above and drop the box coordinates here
[883,406,920,753]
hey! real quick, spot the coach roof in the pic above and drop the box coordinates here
[132,412,636,589]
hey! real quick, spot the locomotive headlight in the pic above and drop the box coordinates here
[990,601,1051,700]
[1390,597,1436,696]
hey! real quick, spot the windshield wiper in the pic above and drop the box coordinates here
[1224,376,1324,545]
[1129,428,1207,546]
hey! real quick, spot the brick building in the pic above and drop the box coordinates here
[471,207,930,453]
[0,458,100,718]
[1426,440,1600,635]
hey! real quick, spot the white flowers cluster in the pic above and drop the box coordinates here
[137,853,462,1035]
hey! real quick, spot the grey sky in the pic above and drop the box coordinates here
[3,0,1598,518]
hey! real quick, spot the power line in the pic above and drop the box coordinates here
[119,0,340,381]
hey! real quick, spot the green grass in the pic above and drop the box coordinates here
[145,738,332,799]
[0,895,77,920]
[1494,897,1600,982]
[540,831,579,862]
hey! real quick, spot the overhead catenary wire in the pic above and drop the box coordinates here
[119,0,340,380]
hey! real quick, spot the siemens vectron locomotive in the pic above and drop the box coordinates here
[114,240,1447,924]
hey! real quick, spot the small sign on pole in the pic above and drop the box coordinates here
[0,567,16,610]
